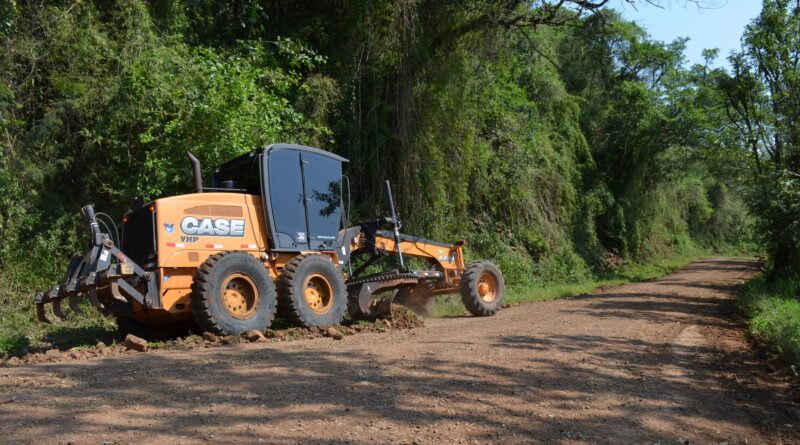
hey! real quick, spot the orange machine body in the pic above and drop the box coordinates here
[130,192,464,323]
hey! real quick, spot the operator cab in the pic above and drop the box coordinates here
[211,144,348,252]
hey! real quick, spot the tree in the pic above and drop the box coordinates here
[720,0,800,276]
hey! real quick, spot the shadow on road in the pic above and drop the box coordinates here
[1,257,795,444]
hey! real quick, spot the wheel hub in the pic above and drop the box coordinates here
[221,273,259,319]
[304,274,333,314]
[477,272,497,302]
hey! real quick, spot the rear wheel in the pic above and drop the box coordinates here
[191,251,277,335]
[459,261,505,316]
[278,254,347,328]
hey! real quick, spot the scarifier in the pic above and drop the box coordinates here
[32,144,505,336]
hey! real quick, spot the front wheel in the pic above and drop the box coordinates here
[459,261,505,316]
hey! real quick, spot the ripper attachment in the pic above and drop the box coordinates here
[32,205,160,324]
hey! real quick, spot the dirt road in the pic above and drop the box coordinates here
[1,258,798,444]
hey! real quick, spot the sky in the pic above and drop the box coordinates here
[617,0,764,67]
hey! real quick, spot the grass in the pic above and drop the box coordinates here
[736,275,800,366]
[0,299,118,358]
[433,251,705,317]
[0,333,30,357]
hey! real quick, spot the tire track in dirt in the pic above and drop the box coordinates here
[0,257,797,444]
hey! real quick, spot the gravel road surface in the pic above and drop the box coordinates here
[1,257,797,444]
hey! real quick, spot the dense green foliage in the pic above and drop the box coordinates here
[0,1,769,354]
[713,0,800,279]
[721,0,800,367]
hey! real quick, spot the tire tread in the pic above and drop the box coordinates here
[459,260,504,316]
[278,254,347,327]
[191,250,276,335]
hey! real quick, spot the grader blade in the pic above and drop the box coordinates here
[369,289,399,319]
[347,271,428,319]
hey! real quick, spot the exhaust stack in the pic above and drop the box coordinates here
[187,152,203,193]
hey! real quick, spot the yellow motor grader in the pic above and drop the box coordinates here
[33,144,505,336]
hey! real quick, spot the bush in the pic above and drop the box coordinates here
[0,333,29,358]
[737,275,800,366]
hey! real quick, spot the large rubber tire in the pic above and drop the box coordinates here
[191,251,277,335]
[278,254,347,328]
[459,260,505,316]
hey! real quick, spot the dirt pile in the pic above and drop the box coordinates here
[1,306,423,366]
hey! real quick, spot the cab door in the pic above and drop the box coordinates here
[301,151,342,251]
[264,148,343,251]
[265,149,309,250]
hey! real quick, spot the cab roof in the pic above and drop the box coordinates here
[213,143,349,176]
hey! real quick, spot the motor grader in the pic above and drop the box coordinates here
[33,144,505,336]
